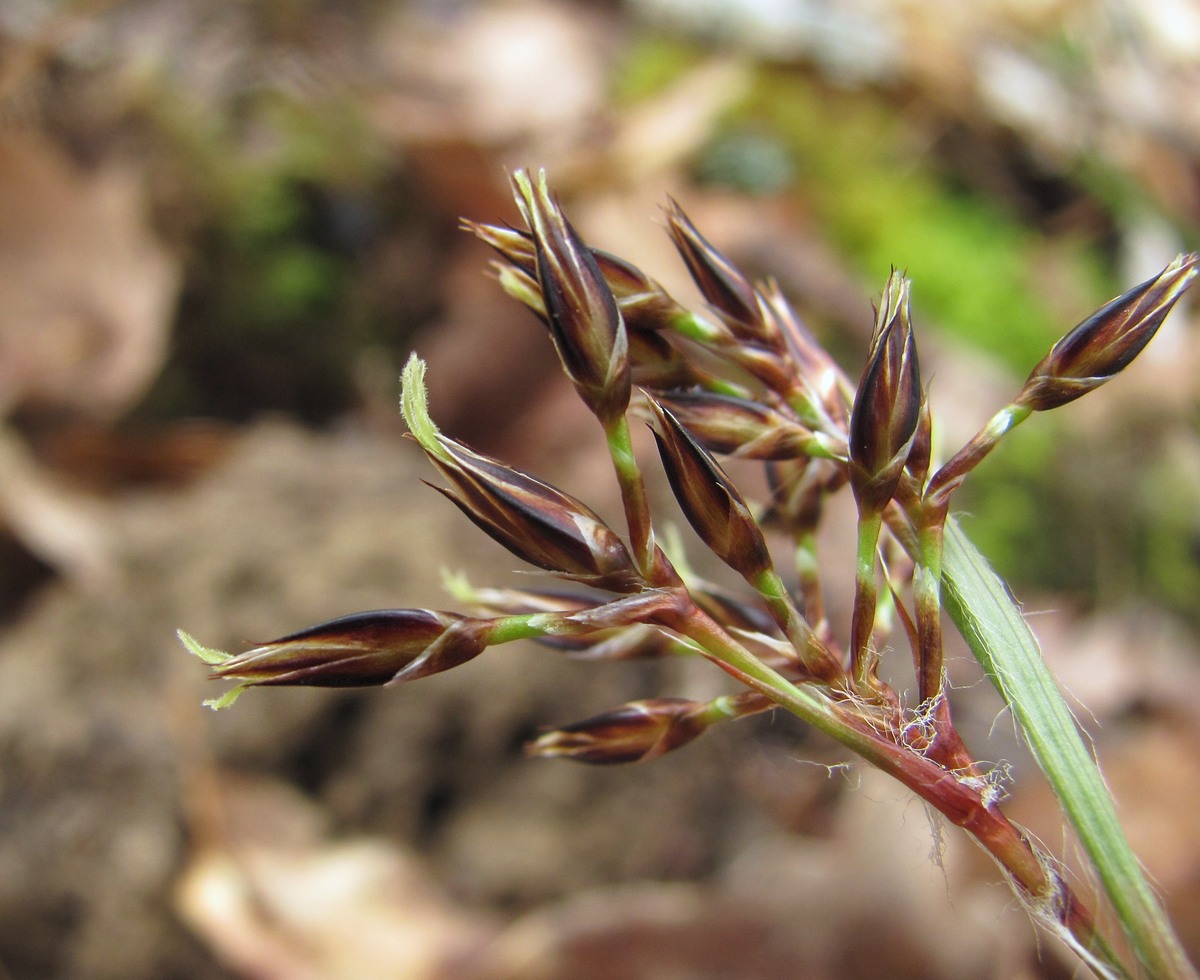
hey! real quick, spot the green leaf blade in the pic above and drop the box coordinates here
[942,518,1197,980]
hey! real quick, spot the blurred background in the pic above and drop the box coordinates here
[2,0,1200,977]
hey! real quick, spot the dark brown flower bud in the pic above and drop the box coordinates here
[527,697,710,764]
[402,356,641,592]
[206,609,483,688]
[848,272,923,514]
[1016,253,1199,411]
[664,199,773,345]
[646,396,773,580]
[511,169,631,424]
[653,390,839,460]
[425,438,641,592]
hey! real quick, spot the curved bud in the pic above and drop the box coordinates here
[646,396,773,580]
[527,697,710,764]
[511,169,631,424]
[402,356,641,592]
[848,272,923,514]
[205,609,478,690]
[654,390,839,460]
[1016,253,1199,411]
[422,447,640,592]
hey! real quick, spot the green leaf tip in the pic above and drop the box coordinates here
[177,630,246,711]
[177,629,232,666]
[203,683,249,711]
[400,353,445,458]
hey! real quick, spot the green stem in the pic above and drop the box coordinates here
[793,531,826,628]
[850,510,883,688]
[604,414,668,583]
[925,402,1031,509]
[751,568,841,681]
[913,514,945,703]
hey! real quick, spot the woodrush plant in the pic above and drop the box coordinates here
[181,170,1199,978]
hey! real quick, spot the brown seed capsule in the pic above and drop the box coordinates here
[208,609,480,688]
[527,697,709,764]
[1016,253,1199,411]
[646,396,773,580]
[511,169,631,424]
[848,272,923,514]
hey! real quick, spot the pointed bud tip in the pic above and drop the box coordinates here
[178,629,232,666]
[1017,253,1199,411]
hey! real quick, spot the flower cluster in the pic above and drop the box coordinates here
[182,168,1197,973]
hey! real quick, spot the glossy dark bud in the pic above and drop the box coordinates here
[511,169,631,424]
[425,438,642,592]
[403,356,641,592]
[664,198,772,345]
[646,396,773,580]
[848,272,923,514]
[467,221,691,335]
[206,609,480,688]
[1016,253,1199,411]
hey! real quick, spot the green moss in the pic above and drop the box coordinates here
[609,34,710,104]
[736,71,1114,370]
